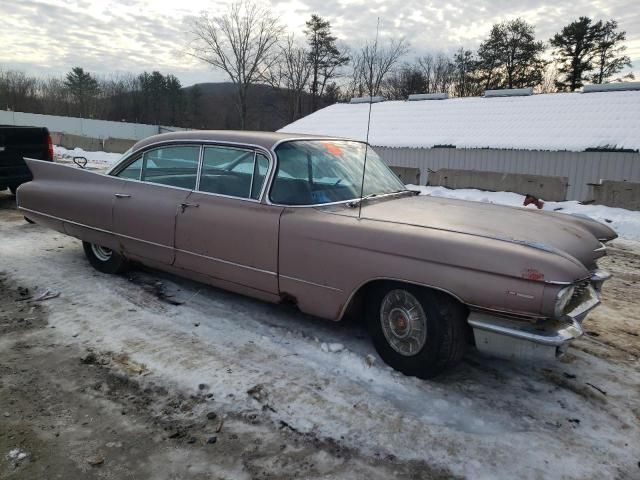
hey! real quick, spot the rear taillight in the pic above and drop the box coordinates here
[46,133,54,161]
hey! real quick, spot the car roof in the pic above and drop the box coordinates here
[131,130,349,153]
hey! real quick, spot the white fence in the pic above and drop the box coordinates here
[0,110,184,141]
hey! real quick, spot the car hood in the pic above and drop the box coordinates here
[356,194,616,269]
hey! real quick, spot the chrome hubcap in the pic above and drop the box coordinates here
[380,289,427,356]
[91,244,113,262]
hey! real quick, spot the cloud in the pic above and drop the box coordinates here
[0,0,638,85]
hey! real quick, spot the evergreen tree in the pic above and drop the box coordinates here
[550,17,601,91]
[477,19,546,90]
[165,74,183,125]
[305,14,349,111]
[452,48,482,97]
[591,20,633,84]
[64,67,99,117]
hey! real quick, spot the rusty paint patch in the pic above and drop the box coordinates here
[522,269,545,281]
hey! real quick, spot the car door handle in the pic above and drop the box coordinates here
[180,202,199,213]
[114,193,131,198]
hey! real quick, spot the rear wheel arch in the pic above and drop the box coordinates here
[82,241,129,274]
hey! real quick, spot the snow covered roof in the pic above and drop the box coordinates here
[279,90,640,152]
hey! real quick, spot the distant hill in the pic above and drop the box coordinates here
[182,82,331,131]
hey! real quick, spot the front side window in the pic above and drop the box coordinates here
[142,146,200,189]
[270,141,405,205]
[198,146,269,200]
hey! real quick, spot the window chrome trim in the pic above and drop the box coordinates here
[187,189,263,204]
[195,144,204,191]
[248,151,257,199]
[109,139,274,176]
[114,175,195,193]
[109,141,275,203]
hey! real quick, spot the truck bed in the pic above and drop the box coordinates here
[0,126,52,192]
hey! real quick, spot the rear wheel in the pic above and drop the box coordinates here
[366,282,468,379]
[83,241,128,274]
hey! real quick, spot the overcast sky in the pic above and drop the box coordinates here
[1,0,638,86]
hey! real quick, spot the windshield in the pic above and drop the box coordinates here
[270,140,405,206]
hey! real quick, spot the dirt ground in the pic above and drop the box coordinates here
[1,189,639,479]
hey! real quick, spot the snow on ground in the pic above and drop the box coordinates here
[54,145,123,165]
[408,184,640,241]
[1,207,639,479]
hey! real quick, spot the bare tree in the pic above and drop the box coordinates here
[0,70,39,112]
[348,38,409,97]
[538,63,560,93]
[264,35,312,122]
[417,53,455,93]
[189,1,283,129]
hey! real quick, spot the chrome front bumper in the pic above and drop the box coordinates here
[469,270,609,361]
[469,312,586,361]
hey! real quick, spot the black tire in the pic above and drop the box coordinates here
[366,282,468,379]
[8,185,19,195]
[82,241,128,274]
[24,216,35,224]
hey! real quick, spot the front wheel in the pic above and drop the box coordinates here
[82,241,128,274]
[366,283,468,379]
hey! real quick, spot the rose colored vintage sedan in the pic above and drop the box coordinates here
[17,131,616,378]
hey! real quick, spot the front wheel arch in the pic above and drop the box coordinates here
[339,278,466,323]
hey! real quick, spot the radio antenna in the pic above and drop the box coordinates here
[358,17,380,220]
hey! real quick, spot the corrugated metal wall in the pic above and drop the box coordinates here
[375,147,640,201]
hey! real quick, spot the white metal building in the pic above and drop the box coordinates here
[280,85,640,202]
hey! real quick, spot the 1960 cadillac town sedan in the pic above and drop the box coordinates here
[17,131,616,378]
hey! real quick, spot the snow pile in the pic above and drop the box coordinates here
[7,448,28,461]
[407,184,640,241]
[280,90,640,151]
[54,145,123,164]
[320,342,345,353]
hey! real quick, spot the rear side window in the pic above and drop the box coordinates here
[142,146,200,190]
[117,157,143,180]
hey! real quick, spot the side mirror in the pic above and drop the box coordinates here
[73,156,88,169]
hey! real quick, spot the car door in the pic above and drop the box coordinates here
[173,145,282,294]
[111,145,200,264]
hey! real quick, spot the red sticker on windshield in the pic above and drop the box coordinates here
[322,143,343,156]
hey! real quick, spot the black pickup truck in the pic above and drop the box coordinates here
[0,126,53,194]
